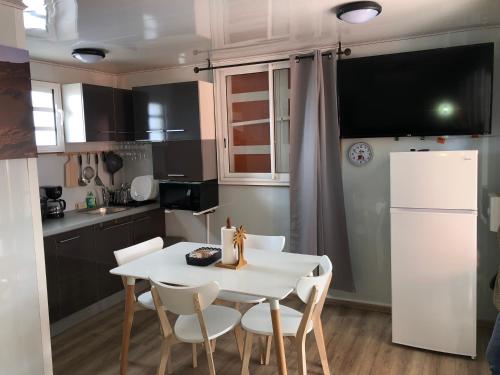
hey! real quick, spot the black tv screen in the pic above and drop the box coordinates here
[337,43,493,138]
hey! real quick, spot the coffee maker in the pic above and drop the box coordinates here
[41,186,66,219]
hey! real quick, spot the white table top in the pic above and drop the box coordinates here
[110,242,321,300]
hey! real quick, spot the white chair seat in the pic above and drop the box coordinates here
[137,291,155,310]
[175,305,241,343]
[241,303,313,337]
[217,290,265,304]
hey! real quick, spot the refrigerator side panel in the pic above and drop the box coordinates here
[390,151,477,210]
[391,209,476,357]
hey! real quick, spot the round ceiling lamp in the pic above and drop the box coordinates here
[336,1,382,24]
[71,48,106,63]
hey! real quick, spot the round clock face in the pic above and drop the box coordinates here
[348,142,373,166]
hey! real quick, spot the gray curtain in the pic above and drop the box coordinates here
[289,50,355,292]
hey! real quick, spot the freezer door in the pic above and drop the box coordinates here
[391,208,477,356]
[390,150,477,210]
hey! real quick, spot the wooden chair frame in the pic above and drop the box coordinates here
[152,285,242,375]
[240,272,332,375]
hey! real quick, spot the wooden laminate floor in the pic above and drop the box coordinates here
[51,298,493,375]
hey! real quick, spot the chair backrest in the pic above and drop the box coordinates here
[295,255,333,339]
[114,237,164,266]
[296,255,332,305]
[150,278,220,316]
[245,234,286,252]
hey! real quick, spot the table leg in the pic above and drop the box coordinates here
[269,299,287,375]
[120,278,136,375]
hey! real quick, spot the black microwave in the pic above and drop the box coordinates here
[159,179,218,212]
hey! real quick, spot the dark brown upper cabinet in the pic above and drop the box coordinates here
[0,45,36,160]
[132,81,215,142]
[152,140,217,182]
[62,83,133,143]
[114,88,134,141]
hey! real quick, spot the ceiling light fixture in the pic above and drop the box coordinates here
[71,48,106,63]
[336,1,382,24]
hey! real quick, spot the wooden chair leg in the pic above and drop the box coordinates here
[211,339,217,352]
[295,338,307,375]
[234,325,245,359]
[157,339,171,375]
[260,336,272,365]
[192,343,198,368]
[204,339,216,375]
[313,318,330,375]
[241,331,254,375]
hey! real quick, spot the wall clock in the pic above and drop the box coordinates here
[348,142,373,166]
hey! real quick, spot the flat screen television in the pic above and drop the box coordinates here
[337,43,494,138]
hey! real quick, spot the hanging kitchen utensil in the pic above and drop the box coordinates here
[64,155,79,187]
[94,153,104,186]
[82,153,95,184]
[104,151,123,185]
[77,154,87,186]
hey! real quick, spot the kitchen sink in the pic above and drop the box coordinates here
[81,206,129,215]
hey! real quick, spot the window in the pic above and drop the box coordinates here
[215,62,290,185]
[31,80,64,153]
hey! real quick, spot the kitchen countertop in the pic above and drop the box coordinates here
[43,202,161,237]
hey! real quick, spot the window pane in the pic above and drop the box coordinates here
[31,90,53,108]
[35,129,56,146]
[226,71,271,173]
[273,68,290,173]
[33,110,55,128]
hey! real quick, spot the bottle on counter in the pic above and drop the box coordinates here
[86,191,97,209]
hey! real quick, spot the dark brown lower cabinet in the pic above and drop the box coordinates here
[54,227,98,319]
[94,217,134,300]
[43,236,60,322]
[43,208,165,323]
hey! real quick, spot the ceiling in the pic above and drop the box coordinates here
[24,0,500,74]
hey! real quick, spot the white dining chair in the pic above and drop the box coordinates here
[114,237,197,369]
[114,237,164,310]
[239,255,332,375]
[217,234,285,305]
[216,234,285,362]
[150,279,242,375]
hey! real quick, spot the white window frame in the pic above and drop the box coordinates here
[214,61,290,186]
[31,80,65,153]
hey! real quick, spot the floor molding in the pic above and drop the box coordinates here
[326,296,391,314]
[326,296,495,328]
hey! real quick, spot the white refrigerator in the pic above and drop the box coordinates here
[390,150,477,358]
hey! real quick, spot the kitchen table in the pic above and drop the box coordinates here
[110,241,322,375]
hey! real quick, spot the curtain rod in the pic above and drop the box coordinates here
[194,43,351,73]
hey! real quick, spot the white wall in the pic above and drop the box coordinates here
[118,27,500,321]
[0,2,52,374]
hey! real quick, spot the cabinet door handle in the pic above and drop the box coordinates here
[166,129,185,132]
[167,174,185,177]
[134,216,151,223]
[103,221,132,231]
[145,130,164,133]
[58,235,80,244]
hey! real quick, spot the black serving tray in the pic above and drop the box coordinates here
[185,247,221,267]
